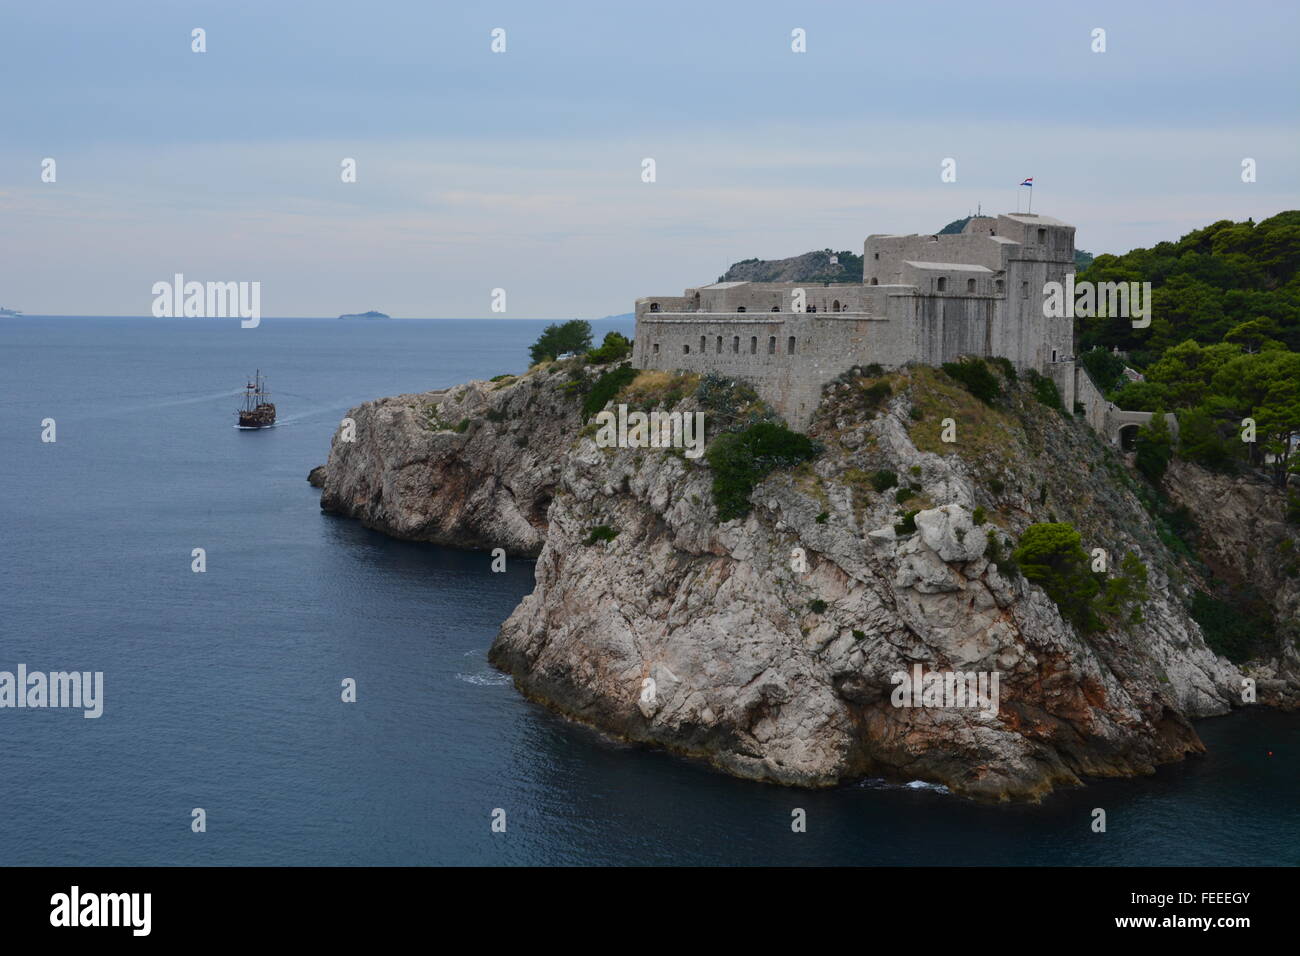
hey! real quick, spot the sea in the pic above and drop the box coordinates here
[1,316,1297,866]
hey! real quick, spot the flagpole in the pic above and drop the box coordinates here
[1028,182,1033,215]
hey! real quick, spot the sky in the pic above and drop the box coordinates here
[2,0,1297,318]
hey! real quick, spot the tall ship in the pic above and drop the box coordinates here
[236,370,276,428]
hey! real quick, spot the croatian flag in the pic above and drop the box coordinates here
[1020,177,1033,187]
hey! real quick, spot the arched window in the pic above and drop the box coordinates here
[768,336,776,355]
[832,300,840,312]
[750,336,757,354]
[787,336,796,354]
[649,302,660,312]
[737,306,747,313]
[870,277,878,286]
[732,336,740,353]
[716,335,723,353]
[966,278,976,293]
[936,277,947,292]
[771,305,780,312]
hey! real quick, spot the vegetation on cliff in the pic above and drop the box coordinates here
[528,319,593,364]
[1012,523,1148,632]
[1076,212,1300,492]
[705,422,818,521]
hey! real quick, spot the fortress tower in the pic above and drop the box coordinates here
[632,213,1078,429]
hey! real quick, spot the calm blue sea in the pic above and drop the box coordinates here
[1,317,1296,866]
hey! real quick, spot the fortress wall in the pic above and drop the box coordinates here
[997,256,1075,371]
[892,294,997,367]
[634,312,891,428]
[864,231,1009,284]
[1046,360,1078,414]
[899,263,997,296]
[1075,366,1112,433]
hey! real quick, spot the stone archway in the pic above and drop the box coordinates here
[1118,423,1140,452]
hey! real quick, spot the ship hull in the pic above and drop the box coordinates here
[237,403,276,428]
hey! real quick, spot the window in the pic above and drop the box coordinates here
[832,300,840,312]
[936,277,947,292]
[771,305,780,312]
[732,336,739,353]
[874,253,879,260]
[750,336,757,354]
[1051,348,1058,362]
[870,277,878,285]
[716,335,723,353]
[768,336,776,355]
[683,344,690,354]
[700,335,706,354]
[649,302,660,312]
[1037,228,1046,243]
[1021,282,1029,299]
[736,306,746,313]
[966,278,976,293]
[653,343,660,355]
[995,279,1004,293]
[787,336,796,354]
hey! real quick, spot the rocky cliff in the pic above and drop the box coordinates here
[314,369,584,555]
[314,360,1297,800]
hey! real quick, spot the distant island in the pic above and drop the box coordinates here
[338,310,390,320]
[0,306,23,317]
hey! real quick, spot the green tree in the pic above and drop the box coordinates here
[1079,346,1128,393]
[587,330,632,364]
[1012,523,1102,632]
[529,320,593,365]
[1176,404,1237,471]
[705,422,816,521]
[1134,411,1173,484]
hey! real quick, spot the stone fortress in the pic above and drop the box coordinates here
[633,212,1156,444]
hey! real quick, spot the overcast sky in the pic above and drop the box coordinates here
[2,0,1297,317]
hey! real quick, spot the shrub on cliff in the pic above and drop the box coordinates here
[1026,369,1064,412]
[581,364,638,419]
[706,422,817,522]
[587,331,632,364]
[529,320,593,365]
[695,372,775,434]
[1012,523,1149,632]
[1012,523,1101,631]
[583,525,619,545]
[869,469,897,492]
[1189,591,1270,662]
[941,357,1000,404]
[1134,412,1174,483]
